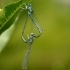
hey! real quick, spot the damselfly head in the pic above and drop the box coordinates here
[28,3,32,7]
[30,33,34,36]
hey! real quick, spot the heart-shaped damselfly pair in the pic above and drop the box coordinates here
[21,3,43,70]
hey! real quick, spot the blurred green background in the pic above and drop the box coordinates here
[0,0,70,70]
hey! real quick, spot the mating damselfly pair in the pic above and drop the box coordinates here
[21,3,43,70]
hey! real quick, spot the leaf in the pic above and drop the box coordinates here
[0,15,19,53]
[0,24,15,53]
[0,0,30,34]
[0,0,30,52]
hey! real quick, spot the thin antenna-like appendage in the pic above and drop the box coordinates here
[22,40,32,70]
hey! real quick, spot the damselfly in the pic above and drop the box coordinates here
[22,3,42,70]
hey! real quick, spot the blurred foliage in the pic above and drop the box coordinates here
[0,0,70,70]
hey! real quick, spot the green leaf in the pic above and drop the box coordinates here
[0,14,19,53]
[0,23,15,53]
[0,0,30,34]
